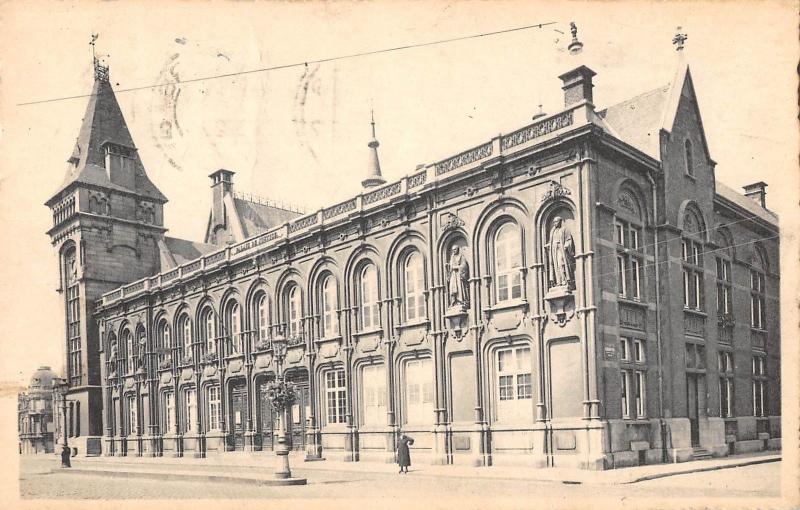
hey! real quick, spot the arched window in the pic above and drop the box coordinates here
[256,293,269,342]
[684,139,694,176]
[359,264,380,330]
[321,275,338,338]
[287,285,302,338]
[615,189,644,301]
[494,223,522,302]
[156,320,170,364]
[681,207,705,311]
[715,230,733,319]
[226,301,241,354]
[122,329,134,374]
[178,314,192,357]
[200,307,216,354]
[404,252,426,322]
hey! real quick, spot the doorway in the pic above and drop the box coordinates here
[229,381,248,451]
[257,379,275,451]
[686,374,706,447]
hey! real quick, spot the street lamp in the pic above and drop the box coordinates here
[51,377,70,468]
[269,333,294,479]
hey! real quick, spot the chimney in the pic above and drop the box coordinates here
[743,181,767,208]
[209,169,235,228]
[558,65,596,107]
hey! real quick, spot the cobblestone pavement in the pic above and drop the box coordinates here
[18,456,781,501]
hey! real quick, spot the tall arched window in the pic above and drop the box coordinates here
[226,302,241,353]
[615,189,645,301]
[287,286,302,338]
[122,330,133,374]
[494,223,522,302]
[200,307,216,354]
[684,139,694,176]
[157,319,171,363]
[360,264,380,330]
[178,314,192,358]
[256,293,269,342]
[750,249,767,330]
[404,252,426,322]
[321,275,338,338]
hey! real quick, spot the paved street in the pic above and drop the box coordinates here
[18,455,781,501]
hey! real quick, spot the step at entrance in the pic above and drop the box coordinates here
[691,447,713,460]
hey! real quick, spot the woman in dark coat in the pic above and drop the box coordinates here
[397,434,414,474]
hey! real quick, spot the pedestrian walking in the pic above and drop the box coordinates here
[60,445,71,468]
[397,434,414,474]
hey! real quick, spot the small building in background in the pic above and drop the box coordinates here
[17,366,57,454]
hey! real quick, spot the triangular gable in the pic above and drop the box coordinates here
[659,60,714,164]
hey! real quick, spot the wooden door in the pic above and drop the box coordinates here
[230,383,248,451]
[258,381,275,451]
[289,385,309,451]
[687,375,700,447]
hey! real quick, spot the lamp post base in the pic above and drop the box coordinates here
[274,445,292,479]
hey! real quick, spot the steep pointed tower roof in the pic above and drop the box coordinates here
[361,110,386,189]
[46,60,166,206]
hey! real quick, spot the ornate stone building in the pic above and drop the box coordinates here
[46,45,781,468]
[17,367,57,454]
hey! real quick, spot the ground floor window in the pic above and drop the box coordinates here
[495,346,532,422]
[404,358,434,425]
[207,386,222,431]
[621,369,646,419]
[163,391,174,433]
[184,388,197,433]
[126,395,137,436]
[718,352,734,418]
[324,369,347,425]
[752,355,767,417]
[361,364,387,426]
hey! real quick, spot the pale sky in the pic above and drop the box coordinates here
[0,0,797,387]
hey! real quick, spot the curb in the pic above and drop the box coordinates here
[624,455,782,484]
[54,468,307,486]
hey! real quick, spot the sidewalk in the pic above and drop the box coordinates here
[67,450,780,485]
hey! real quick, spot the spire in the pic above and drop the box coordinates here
[362,110,386,188]
[46,46,166,206]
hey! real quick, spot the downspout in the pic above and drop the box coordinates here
[646,171,668,463]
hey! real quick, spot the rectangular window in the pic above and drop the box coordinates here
[163,391,174,433]
[682,240,689,262]
[405,358,434,425]
[629,228,640,251]
[207,386,222,431]
[66,284,82,386]
[635,371,646,418]
[621,370,630,419]
[361,364,386,427]
[325,369,347,425]
[683,269,690,308]
[127,395,137,436]
[718,352,734,418]
[620,337,630,361]
[752,356,767,418]
[184,389,197,433]
[617,256,627,297]
[615,223,625,246]
[631,258,642,300]
[495,347,532,422]
[633,339,645,363]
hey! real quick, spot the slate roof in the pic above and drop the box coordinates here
[232,197,302,238]
[158,236,218,270]
[715,181,778,226]
[597,84,671,160]
[47,77,166,205]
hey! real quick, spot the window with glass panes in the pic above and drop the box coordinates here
[163,391,174,433]
[126,395,137,436]
[752,355,767,417]
[404,358,434,424]
[321,275,338,338]
[361,364,387,426]
[158,320,171,362]
[179,315,192,356]
[324,369,347,425]
[494,223,522,303]
[184,388,197,433]
[495,346,532,422]
[750,269,766,330]
[287,286,302,338]
[615,220,643,300]
[66,280,82,386]
[682,239,704,310]
[207,386,222,430]
[716,257,732,316]
[201,308,216,354]
[124,330,134,374]
[404,253,426,322]
[620,336,647,419]
[227,302,241,353]
[718,352,734,418]
[359,265,380,330]
[257,293,269,342]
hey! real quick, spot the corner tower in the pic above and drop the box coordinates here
[44,60,167,455]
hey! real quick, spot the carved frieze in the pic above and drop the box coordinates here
[619,304,645,330]
[540,181,572,205]
[435,142,493,176]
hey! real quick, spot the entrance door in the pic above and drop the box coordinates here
[686,374,700,447]
[258,380,275,451]
[288,385,309,451]
[230,382,248,451]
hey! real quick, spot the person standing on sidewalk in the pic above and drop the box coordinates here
[397,434,414,474]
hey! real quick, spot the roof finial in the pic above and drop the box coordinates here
[672,26,688,51]
[90,33,109,82]
[362,109,386,188]
[568,21,583,55]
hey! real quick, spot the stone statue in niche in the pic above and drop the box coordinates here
[547,216,575,290]
[107,342,118,375]
[446,245,470,311]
